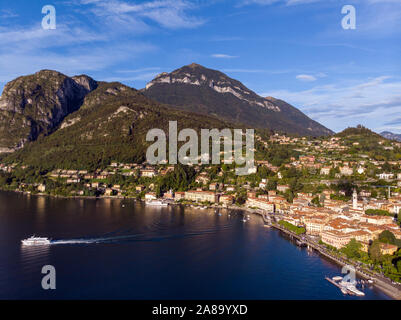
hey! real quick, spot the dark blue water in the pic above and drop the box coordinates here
[0,191,389,299]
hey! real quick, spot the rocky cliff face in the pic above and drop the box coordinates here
[0,70,97,152]
[146,63,280,112]
[143,63,333,136]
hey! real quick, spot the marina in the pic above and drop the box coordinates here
[325,277,365,297]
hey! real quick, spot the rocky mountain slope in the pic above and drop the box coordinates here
[143,63,333,137]
[0,70,98,153]
[5,82,232,170]
[380,131,401,142]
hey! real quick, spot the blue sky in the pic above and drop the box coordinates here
[0,0,400,133]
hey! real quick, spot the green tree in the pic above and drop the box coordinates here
[369,240,382,263]
[341,239,362,259]
[379,230,396,245]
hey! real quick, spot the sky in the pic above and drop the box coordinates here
[0,0,400,133]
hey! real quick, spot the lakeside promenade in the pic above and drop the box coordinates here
[262,214,401,300]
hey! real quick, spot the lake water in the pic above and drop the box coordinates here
[0,191,389,299]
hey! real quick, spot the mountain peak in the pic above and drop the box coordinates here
[145,64,278,111]
[187,62,203,68]
[143,64,333,136]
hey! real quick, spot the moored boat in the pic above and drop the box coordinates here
[145,200,168,206]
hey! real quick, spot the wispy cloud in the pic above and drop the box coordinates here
[239,0,322,7]
[262,76,401,132]
[296,72,326,82]
[296,74,317,82]
[0,9,18,19]
[211,54,239,59]
[0,0,207,88]
[102,72,160,82]
[79,0,205,29]
[115,67,161,73]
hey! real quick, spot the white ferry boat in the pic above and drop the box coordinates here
[145,200,168,207]
[21,236,51,246]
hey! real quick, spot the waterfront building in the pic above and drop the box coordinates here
[219,195,234,205]
[145,192,157,201]
[246,197,275,212]
[321,230,352,249]
[184,190,217,203]
[174,192,185,201]
[304,218,326,236]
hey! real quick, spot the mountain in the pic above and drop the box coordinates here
[4,81,233,170]
[143,63,333,137]
[380,131,401,142]
[0,70,98,153]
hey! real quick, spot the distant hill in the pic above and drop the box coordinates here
[380,131,401,142]
[334,126,398,160]
[336,126,383,139]
[143,63,333,137]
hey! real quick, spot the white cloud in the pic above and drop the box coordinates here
[211,54,239,59]
[296,74,317,82]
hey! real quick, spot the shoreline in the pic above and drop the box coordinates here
[3,189,401,299]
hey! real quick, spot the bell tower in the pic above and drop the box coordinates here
[352,189,358,209]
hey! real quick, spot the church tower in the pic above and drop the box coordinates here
[352,189,358,209]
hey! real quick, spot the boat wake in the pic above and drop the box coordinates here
[50,226,233,245]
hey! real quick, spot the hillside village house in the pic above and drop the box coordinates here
[141,169,157,178]
[377,173,394,180]
[195,173,210,185]
[277,185,290,193]
[380,243,398,255]
[340,166,353,176]
[320,167,331,175]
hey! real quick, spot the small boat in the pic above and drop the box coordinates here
[341,281,365,296]
[332,276,343,282]
[21,236,51,246]
[145,200,168,206]
[242,218,247,222]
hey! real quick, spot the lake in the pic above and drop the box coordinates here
[0,191,389,299]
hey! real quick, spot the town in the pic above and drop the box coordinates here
[1,126,401,286]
